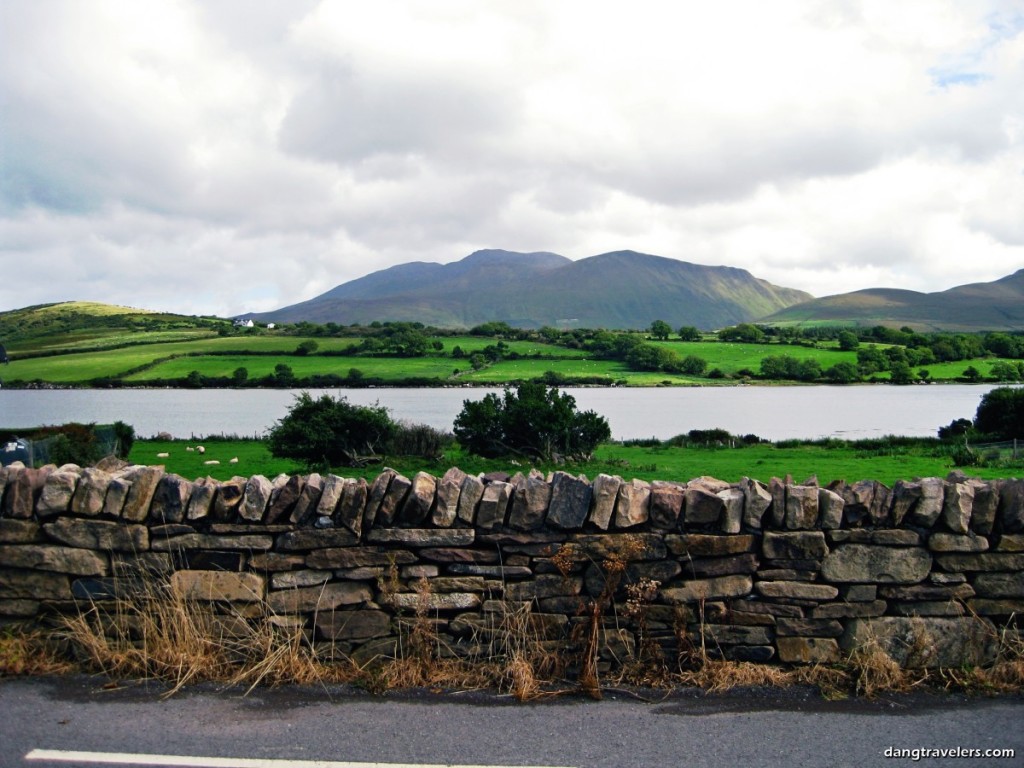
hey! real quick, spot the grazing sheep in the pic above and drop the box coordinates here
[203,460,220,465]
[156,452,170,458]
[229,457,239,464]
[197,446,206,454]
[186,447,195,452]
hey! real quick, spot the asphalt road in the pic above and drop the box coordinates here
[1,676,1022,768]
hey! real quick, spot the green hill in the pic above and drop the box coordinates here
[763,270,1024,331]
[252,249,812,330]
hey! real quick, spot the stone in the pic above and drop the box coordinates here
[248,552,306,571]
[942,481,974,534]
[969,599,1024,616]
[928,532,989,552]
[584,559,681,597]
[315,610,391,641]
[973,573,1024,599]
[476,481,512,530]
[504,575,582,601]
[175,550,243,571]
[277,528,359,551]
[400,472,436,525]
[784,485,819,530]
[970,481,999,536]
[362,470,396,529]
[152,534,273,556]
[290,473,324,526]
[818,488,845,530]
[183,477,214,522]
[907,477,944,528]
[399,565,439,579]
[42,518,148,553]
[120,466,164,522]
[0,544,108,576]
[811,600,887,619]
[265,474,304,524]
[681,554,758,579]
[170,571,264,602]
[150,474,193,525]
[366,528,475,547]
[36,466,81,518]
[389,592,482,612]
[841,584,878,602]
[999,479,1024,532]
[842,617,996,668]
[546,472,592,530]
[821,545,931,584]
[699,625,772,646]
[879,583,975,601]
[210,476,246,521]
[615,478,651,529]
[335,478,368,536]
[997,534,1024,552]
[232,474,270,522]
[101,475,132,518]
[306,547,416,569]
[839,479,877,526]
[313,474,347,521]
[768,477,786,528]
[508,474,551,531]
[777,637,841,664]
[890,480,922,526]
[662,575,753,603]
[776,618,844,637]
[683,485,724,526]
[935,553,1024,572]
[424,576,487,593]
[433,468,467,528]
[267,581,372,613]
[755,581,838,600]
[0,520,43,544]
[741,477,772,530]
[729,600,803,618]
[665,534,756,557]
[3,467,50,519]
[762,532,828,561]
[418,548,498,563]
[718,487,744,534]
[69,467,111,518]
[827,530,921,546]
[648,480,685,530]
[588,474,622,530]
[0,600,40,617]
[447,564,533,578]
[270,570,332,589]
[0,568,71,600]
[372,472,410,527]
[570,533,666,561]
[456,474,485,526]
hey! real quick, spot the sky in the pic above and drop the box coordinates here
[1,0,1023,318]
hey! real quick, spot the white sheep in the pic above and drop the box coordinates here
[186,447,195,452]
[196,445,206,454]
[229,457,239,464]
[203,460,220,465]
[156,452,169,458]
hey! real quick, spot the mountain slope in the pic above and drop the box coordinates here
[253,249,812,329]
[763,269,1024,331]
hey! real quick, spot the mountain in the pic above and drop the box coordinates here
[762,269,1024,331]
[252,249,813,329]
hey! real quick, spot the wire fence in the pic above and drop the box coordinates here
[967,439,1022,462]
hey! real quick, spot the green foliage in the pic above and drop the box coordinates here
[453,381,611,460]
[837,330,860,351]
[974,387,1024,439]
[759,355,821,382]
[649,320,672,340]
[718,324,766,344]
[295,340,319,356]
[678,326,701,342]
[268,392,396,468]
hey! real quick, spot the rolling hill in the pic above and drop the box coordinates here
[251,249,813,330]
[763,269,1024,331]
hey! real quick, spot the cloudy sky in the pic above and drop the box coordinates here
[1,0,1023,318]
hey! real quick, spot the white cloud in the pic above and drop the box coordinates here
[1,0,1022,318]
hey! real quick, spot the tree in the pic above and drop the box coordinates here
[295,340,319,356]
[649,320,672,340]
[453,381,611,460]
[232,367,249,386]
[268,392,395,468]
[837,331,860,351]
[272,363,295,386]
[678,355,708,375]
[718,324,766,344]
[678,326,701,342]
[974,387,1024,439]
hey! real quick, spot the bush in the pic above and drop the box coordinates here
[974,387,1024,439]
[268,392,395,468]
[453,381,611,460]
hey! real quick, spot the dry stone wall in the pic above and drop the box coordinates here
[2,460,1024,670]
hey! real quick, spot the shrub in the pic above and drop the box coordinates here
[974,387,1024,439]
[268,392,395,468]
[453,381,610,460]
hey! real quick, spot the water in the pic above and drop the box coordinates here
[0,385,1012,442]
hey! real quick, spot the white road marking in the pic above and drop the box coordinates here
[24,749,576,768]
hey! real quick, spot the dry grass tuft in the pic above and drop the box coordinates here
[0,626,76,677]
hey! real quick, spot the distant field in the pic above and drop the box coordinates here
[129,437,1013,486]
[125,354,460,382]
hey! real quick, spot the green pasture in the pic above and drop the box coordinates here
[125,354,460,382]
[129,437,1013,486]
[440,336,588,357]
[647,340,858,374]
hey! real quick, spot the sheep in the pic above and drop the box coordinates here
[229,457,239,464]
[156,452,170,458]
[186,447,195,452]
[196,446,206,454]
[203,460,220,465]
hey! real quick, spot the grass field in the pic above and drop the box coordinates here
[129,437,1013,486]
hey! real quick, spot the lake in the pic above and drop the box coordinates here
[0,385,1012,442]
